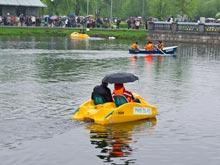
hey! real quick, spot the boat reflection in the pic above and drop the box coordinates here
[130,55,165,65]
[86,119,157,164]
[130,55,138,65]
[144,55,153,64]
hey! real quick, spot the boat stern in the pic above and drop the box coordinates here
[94,100,158,125]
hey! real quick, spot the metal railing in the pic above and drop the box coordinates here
[177,22,199,32]
[148,21,220,34]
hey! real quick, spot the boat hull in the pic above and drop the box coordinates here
[72,94,158,125]
[129,46,177,55]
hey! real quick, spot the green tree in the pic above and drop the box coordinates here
[40,0,219,20]
[197,0,220,18]
[148,0,174,20]
[173,0,198,19]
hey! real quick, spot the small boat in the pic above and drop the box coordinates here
[72,72,158,125]
[70,32,90,40]
[129,46,178,55]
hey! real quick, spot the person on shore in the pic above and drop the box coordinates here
[130,42,139,51]
[144,41,154,51]
[91,81,113,104]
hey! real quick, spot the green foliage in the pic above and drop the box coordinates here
[148,0,175,20]
[87,29,147,40]
[216,12,220,19]
[197,0,220,18]
[40,0,219,20]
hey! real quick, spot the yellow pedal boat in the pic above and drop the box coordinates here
[72,93,158,125]
[70,32,90,40]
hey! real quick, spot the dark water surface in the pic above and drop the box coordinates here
[0,36,220,165]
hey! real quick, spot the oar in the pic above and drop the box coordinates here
[154,45,167,56]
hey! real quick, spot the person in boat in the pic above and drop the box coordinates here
[112,83,134,102]
[157,40,164,50]
[144,41,154,51]
[130,42,139,51]
[91,81,113,104]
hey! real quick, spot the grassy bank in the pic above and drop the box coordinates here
[0,26,147,40]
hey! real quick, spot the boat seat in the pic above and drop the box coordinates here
[113,95,128,107]
[92,94,106,105]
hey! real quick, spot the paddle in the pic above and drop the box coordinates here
[154,45,167,55]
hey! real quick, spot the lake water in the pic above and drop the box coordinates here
[0,36,220,165]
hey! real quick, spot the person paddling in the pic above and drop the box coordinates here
[130,42,139,51]
[144,41,154,51]
[157,40,164,50]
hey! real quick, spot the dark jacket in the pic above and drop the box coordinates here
[91,84,113,102]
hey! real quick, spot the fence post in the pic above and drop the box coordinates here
[198,23,205,33]
[148,21,154,31]
[171,22,177,33]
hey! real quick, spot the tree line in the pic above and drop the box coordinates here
[41,0,220,20]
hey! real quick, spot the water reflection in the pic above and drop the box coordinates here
[130,55,168,75]
[35,55,128,82]
[178,43,220,58]
[86,119,157,164]
[130,55,165,64]
[0,36,131,50]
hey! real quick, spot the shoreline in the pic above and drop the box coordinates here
[0,26,147,40]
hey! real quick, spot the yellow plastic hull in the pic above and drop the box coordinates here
[70,32,90,40]
[72,94,158,125]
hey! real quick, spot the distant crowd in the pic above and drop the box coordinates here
[0,14,41,26]
[0,13,115,28]
[0,13,148,29]
[126,17,143,29]
[1,13,219,29]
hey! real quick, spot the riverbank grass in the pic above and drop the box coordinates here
[0,27,147,40]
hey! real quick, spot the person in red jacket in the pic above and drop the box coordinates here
[112,83,134,102]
